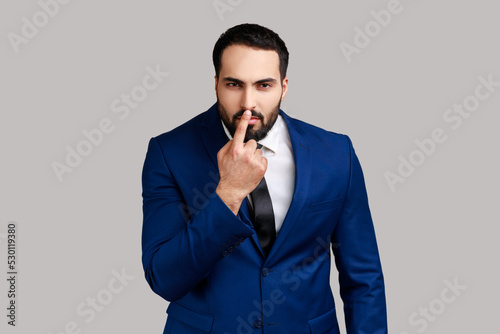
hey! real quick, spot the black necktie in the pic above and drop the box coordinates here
[250,144,276,257]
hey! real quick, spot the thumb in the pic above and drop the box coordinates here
[261,156,268,171]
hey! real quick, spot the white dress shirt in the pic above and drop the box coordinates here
[221,114,295,234]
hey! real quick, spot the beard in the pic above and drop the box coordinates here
[217,97,281,143]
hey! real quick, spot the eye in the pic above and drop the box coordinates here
[259,83,272,89]
[227,82,240,88]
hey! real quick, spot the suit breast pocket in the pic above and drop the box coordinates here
[307,197,344,214]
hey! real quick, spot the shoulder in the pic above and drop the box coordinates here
[143,106,213,163]
[155,112,205,145]
[281,111,352,150]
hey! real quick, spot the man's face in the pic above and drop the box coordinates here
[215,44,288,142]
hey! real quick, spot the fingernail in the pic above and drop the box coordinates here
[244,110,251,116]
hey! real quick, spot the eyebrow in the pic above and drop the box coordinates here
[222,77,278,85]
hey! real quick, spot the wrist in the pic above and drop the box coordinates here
[215,185,244,215]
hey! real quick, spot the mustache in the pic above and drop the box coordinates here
[232,110,264,121]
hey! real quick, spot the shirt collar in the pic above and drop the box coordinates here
[221,114,284,155]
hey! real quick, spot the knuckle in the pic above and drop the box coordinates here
[231,147,242,158]
[243,154,250,163]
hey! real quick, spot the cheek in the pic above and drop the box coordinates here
[261,91,282,107]
[218,88,239,105]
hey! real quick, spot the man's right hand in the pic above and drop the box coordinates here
[216,110,268,215]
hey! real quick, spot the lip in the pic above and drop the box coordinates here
[237,116,260,121]
[237,116,260,125]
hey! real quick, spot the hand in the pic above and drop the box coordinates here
[216,110,268,215]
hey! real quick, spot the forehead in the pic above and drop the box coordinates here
[220,44,280,80]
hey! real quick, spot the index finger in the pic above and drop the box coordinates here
[232,110,251,147]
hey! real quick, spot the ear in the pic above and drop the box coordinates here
[214,75,218,92]
[280,77,289,101]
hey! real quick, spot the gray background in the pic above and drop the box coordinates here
[1,0,499,333]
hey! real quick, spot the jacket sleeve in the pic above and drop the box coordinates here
[331,135,388,334]
[141,137,255,302]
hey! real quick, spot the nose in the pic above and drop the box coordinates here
[240,87,256,112]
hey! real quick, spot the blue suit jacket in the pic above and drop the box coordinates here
[141,103,387,334]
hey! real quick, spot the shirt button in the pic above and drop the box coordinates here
[262,268,269,276]
[253,317,263,328]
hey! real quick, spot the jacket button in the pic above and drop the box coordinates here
[262,268,269,276]
[253,317,263,328]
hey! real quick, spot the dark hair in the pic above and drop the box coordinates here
[212,23,289,82]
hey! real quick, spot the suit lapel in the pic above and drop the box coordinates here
[199,103,228,169]
[265,109,311,263]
